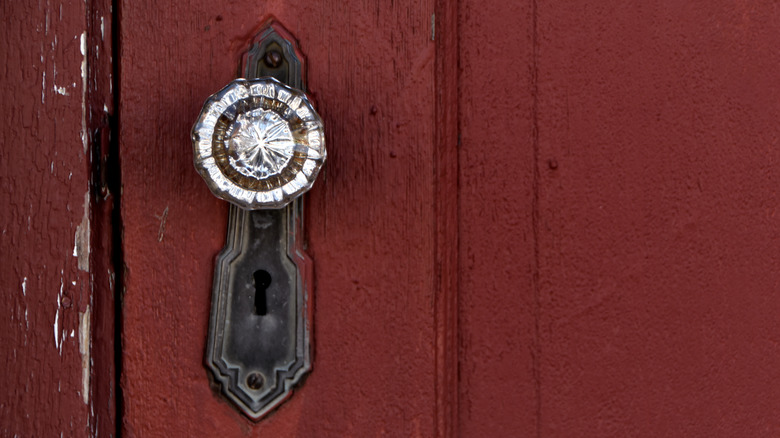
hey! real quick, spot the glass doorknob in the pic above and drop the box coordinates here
[192,77,326,209]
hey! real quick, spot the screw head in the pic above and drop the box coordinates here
[246,372,265,390]
[263,50,282,68]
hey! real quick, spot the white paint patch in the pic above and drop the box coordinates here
[100,16,105,40]
[80,31,88,154]
[54,278,65,356]
[41,71,46,104]
[74,191,90,271]
[21,277,27,296]
[79,306,91,405]
[54,85,69,96]
[53,279,62,351]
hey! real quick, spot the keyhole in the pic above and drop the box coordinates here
[253,270,272,316]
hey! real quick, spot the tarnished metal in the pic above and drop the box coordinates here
[200,22,317,421]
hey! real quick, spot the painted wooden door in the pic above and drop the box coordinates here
[3,0,780,437]
[1,0,116,436]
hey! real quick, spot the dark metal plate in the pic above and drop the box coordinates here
[205,21,313,421]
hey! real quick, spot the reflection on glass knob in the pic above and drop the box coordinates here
[192,77,326,209]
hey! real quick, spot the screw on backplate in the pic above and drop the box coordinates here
[246,372,265,390]
[263,50,282,68]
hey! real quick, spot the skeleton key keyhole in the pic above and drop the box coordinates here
[253,270,271,316]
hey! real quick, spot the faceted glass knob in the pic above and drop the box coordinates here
[192,77,326,209]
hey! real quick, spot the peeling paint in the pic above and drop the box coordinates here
[54,84,69,96]
[79,306,91,405]
[100,16,105,40]
[21,277,27,296]
[53,279,62,351]
[80,31,88,154]
[74,191,90,271]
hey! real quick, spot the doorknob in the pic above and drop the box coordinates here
[192,76,325,209]
[191,22,324,421]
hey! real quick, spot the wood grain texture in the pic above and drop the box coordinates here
[118,0,442,436]
[536,2,780,436]
[0,1,115,436]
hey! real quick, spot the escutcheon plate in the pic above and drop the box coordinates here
[201,22,316,421]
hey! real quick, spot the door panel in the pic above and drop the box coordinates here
[457,0,537,436]
[6,0,780,436]
[536,2,780,435]
[118,0,445,435]
[111,1,780,437]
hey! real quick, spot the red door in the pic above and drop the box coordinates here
[3,1,780,436]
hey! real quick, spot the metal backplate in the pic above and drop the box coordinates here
[205,22,313,421]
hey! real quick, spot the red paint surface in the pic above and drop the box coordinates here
[118,1,443,436]
[0,1,115,436]
[116,1,780,437]
[457,0,537,436]
[535,2,780,435]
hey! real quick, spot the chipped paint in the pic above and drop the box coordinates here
[21,278,28,330]
[100,16,105,40]
[74,191,90,271]
[53,279,62,351]
[79,306,91,405]
[80,31,88,154]
[54,84,69,96]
